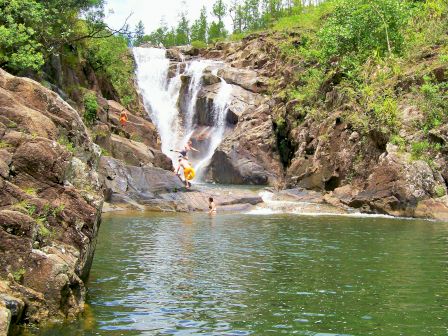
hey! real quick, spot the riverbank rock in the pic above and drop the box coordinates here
[100,157,264,212]
[0,69,103,332]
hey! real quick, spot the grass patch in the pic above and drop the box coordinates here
[23,187,38,197]
[272,2,336,32]
[434,184,446,198]
[12,268,26,282]
[0,140,11,149]
[83,92,98,126]
[57,135,76,154]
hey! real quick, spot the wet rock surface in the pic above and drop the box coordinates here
[100,157,264,212]
[0,69,103,331]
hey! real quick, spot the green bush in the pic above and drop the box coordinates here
[83,34,137,108]
[416,76,448,132]
[83,92,98,125]
[318,0,412,63]
[434,184,446,198]
[411,140,430,160]
[191,40,207,49]
[390,135,406,151]
[57,135,76,154]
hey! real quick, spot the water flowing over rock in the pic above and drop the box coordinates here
[133,46,282,185]
[0,69,103,331]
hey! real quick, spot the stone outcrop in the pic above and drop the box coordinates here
[171,47,283,186]
[209,102,283,186]
[0,69,103,332]
[92,99,171,171]
[100,157,264,212]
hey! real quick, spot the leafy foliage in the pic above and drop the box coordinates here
[83,92,98,125]
[83,33,137,107]
[318,0,412,62]
[0,0,104,72]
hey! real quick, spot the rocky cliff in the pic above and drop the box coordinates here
[170,32,448,220]
[0,69,103,333]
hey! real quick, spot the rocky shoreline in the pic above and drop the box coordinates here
[0,69,104,334]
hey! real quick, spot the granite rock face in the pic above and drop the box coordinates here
[0,69,103,331]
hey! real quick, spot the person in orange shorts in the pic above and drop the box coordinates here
[175,157,195,189]
[119,109,128,127]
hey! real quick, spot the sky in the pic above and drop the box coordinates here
[104,0,232,34]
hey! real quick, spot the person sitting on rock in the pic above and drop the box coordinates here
[175,156,195,189]
[171,140,199,158]
[119,109,128,127]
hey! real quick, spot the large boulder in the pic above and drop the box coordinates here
[345,145,448,217]
[105,100,160,148]
[208,103,283,186]
[100,157,263,212]
[217,67,268,93]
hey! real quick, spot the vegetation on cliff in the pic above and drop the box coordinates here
[0,0,138,110]
[267,0,447,168]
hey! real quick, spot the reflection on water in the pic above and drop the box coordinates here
[21,212,448,336]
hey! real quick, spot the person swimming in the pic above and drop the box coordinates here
[208,197,217,214]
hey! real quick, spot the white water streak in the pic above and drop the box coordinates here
[195,79,233,180]
[183,61,210,138]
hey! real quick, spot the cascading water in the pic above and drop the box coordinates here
[133,47,180,159]
[133,47,233,182]
[194,79,233,180]
[183,61,211,138]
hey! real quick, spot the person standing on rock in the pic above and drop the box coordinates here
[175,156,195,189]
[171,140,199,158]
[119,109,128,127]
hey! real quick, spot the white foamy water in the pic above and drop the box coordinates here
[133,47,180,160]
[246,191,402,219]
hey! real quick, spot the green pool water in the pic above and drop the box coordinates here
[19,212,448,335]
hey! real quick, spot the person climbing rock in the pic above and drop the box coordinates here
[208,197,217,214]
[175,156,195,189]
[171,140,199,159]
[119,109,128,127]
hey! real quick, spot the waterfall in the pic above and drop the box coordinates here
[133,47,232,182]
[133,47,180,160]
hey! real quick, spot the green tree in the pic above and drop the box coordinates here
[191,6,208,43]
[243,0,262,31]
[175,11,190,45]
[319,0,411,62]
[0,0,105,72]
[209,0,228,40]
[212,0,227,25]
[261,0,284,27]
[133,20,145,46]
[229,0,245,33]
[0,0,46,71]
